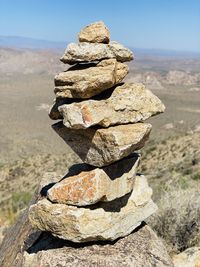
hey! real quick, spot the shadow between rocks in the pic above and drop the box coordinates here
[85,191,131,212]
[52,121,96,162]
[27,222,146,254]
[40,183,56,197]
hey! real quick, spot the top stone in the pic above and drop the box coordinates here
[78,21,110,43]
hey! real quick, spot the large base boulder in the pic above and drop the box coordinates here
[24,224,173,267]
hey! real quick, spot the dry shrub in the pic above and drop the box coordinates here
[148,185,200,254]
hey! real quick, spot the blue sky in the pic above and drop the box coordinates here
[0,0,200,52]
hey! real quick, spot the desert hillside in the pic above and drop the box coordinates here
[0,45,200,255]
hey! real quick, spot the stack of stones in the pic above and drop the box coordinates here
[29,22,165,243]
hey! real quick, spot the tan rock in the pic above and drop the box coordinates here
[54,59,128,99]
[49,98,68,120]
[23,224,173,267]
[59,83,165,128]
[47,154,141,206]
[0,172,59,267]
[29,175,157,242]
[78,21,110,43]
[52,121,152,167]
[173,247,200,267]
[60,41,133,64]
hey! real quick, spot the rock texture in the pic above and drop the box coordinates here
[47,154,140,205]
[0,211,173,267]
[0,172,58,267]
[59,83,165,128]
[29,175,156,242]
[78,21,110,43]
[60,41,133,64]
[53,121,152,167]
[54,59,129,98]
[23,224,173,267]
[173,247,200,267]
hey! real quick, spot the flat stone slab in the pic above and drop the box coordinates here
[78,21,110,43]
[59,83,165,128]
[47,154,140,206]
[60,41,133,64]
[52,121,152,167]
[29,174,156,242]
[54,59,128,98]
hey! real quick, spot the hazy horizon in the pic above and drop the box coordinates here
[0,0,200,53]
[1,35,200,57]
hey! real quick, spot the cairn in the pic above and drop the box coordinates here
[29,21,165,242]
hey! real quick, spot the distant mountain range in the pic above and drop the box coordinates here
[0,36,67,50]
[0,35,200,58]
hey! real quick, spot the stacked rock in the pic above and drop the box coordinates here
[29,21,165,243]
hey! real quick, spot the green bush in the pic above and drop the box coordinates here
[192,173,200,180]
[11,191,32,212]
[148,187,200,254]
[2,191,32,224]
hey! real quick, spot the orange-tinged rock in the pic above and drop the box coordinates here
[29,174,156,242]
[59,83,165,129]
[47,154,140,206]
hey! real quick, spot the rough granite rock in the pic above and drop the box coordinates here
[52,121,151,167]
[29,174,156,242]
[60,41,133,64]
[59,83,165,128]
[47,154,140,205]
[54,59,128,98]
[173,247,200,267]
[78,21,110,43]
[23,224,173,267]
[0,172,59,267]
